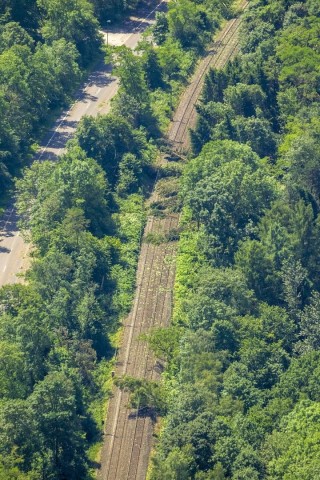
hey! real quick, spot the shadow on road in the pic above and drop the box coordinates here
[86,66,114,89]
[102,1,167,36]
[44,130,71,150]
[2,231,14,238]
[0,207,18,254]
[0,210,19,234]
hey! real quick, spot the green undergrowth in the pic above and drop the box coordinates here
[144,227,181,245]
[111,194,146,318]
[87,193,146,471]
[148,0,320,476]
[87,328,122,477]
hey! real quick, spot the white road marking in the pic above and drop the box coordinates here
[10,234,19,251]
[132,0,165,33]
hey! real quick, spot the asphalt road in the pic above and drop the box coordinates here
[0,0,166,287]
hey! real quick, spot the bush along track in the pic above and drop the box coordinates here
[98,3,249,480]
[0,0,243,479]
[149,0,320,479]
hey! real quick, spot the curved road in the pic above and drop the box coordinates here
[0,0,167,287]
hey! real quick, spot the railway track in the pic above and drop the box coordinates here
[169,0,248,153]
[99,215,178,480]
[98,5,247,479]
[116,218,176,480]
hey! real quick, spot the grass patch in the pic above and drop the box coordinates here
[156,177,180,198]
[158,162,183,178]
[87,196,145,476]
[144,232,167,245]
[87,329,123,477]
[144,227,181,245]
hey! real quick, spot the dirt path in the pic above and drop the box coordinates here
[98,5,247,480]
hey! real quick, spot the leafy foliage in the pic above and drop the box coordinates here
[151,1,320,479]
[0,0,102,193]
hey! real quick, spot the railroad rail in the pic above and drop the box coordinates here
[98,4,248,478]
[169,0,249,153]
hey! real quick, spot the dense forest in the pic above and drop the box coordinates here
[1,0,319,477]
[0,0,234,478]
[150,0,320,478]
[0,0,99,193]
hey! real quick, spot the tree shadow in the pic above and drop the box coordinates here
[101,0,167,34]
[85,66,115,89]
[1,228,14,237]
[154,360,164,375]
[128,406,157,423]
[89,460,101,470]
[0,208,19,239]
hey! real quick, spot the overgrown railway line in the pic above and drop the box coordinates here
[169,0,248,154]
[98,4,247,479]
